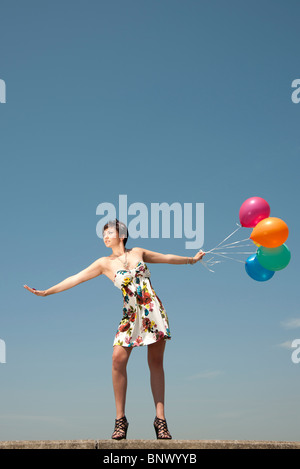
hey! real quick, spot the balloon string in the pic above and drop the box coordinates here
[199,257,223,273]
[209,251,256,255]
[204,252,247,263]
[205,224,242,254]
[212,244,253,251]
[207,225,241,252]
[199,223,256,271]
[199,259,216,273]
[211,238,251,250]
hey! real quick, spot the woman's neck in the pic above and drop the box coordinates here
[111,245,127,258]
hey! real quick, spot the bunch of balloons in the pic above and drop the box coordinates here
[239,197,291,282]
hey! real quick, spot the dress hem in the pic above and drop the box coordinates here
[113,335,171,348]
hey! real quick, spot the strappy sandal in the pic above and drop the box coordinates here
[111,415,129,440]
[153,416,172,439]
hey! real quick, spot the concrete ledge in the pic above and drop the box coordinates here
[97,439,300,449]
[1,439,300,449]
[0,439,95,449]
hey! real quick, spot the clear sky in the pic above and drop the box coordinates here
[1,0,300,442]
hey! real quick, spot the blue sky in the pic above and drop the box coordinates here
[1,0,300,441]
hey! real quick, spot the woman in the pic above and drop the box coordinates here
[24,218,205,440]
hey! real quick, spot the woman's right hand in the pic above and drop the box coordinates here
[23,285,47,297]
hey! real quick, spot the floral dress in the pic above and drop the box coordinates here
[113,261,171,347]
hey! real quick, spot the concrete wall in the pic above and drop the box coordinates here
[1,439,300,449]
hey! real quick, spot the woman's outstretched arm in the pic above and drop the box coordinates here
[24,257,105,297]
[142,248,205,265]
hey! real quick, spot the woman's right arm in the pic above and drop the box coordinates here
[24,257,105,297]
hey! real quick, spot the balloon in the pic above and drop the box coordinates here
[239,197,270,228]
[257,244,291,271]
[245,254,275,282]
[252,240,261,247]
[250,217,289,248]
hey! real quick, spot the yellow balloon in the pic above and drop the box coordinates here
[250,217,289,248]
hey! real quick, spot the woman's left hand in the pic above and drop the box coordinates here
[23,285,48,297]
[192,250,206,264]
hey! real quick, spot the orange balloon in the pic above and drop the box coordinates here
[250,217,289,248]
[252,240,261,247]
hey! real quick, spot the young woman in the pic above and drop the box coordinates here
[24,219,205,440]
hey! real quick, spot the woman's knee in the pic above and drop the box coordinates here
[112,346,130,371]
[147,340,165,369]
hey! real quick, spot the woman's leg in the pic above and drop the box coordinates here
[112,345,132,420]
[147,339,167,420]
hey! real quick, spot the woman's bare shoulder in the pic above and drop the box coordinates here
[130,246,144,258]
[99,255,114,269]
[100,247,144,269]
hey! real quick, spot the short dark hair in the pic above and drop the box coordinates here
[102,219,128,247]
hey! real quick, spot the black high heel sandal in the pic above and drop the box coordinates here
[153,416,172,439]
[111,415,129,440]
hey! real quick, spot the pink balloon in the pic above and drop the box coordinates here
[239,197,270,228]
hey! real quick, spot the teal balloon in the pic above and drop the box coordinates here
[245,254,275,282]
[257,244,291,271]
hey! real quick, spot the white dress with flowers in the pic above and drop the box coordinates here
[113,261,171,347]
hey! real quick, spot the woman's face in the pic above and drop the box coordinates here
[103,226,122,247]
